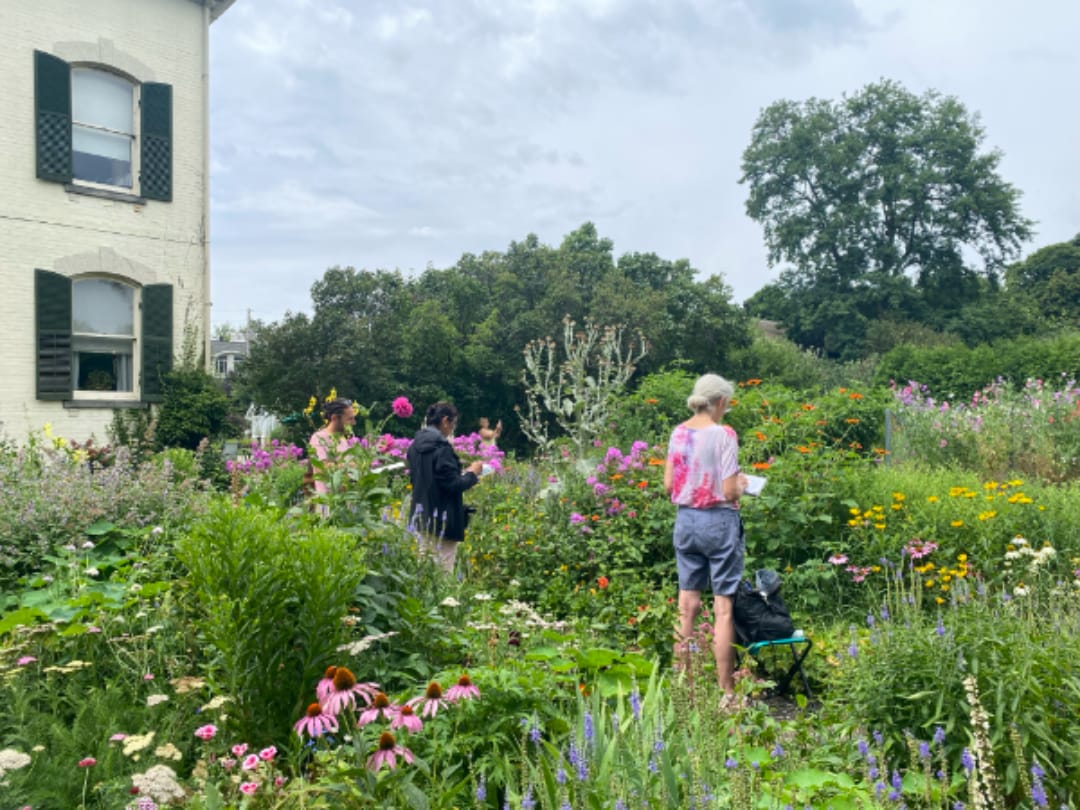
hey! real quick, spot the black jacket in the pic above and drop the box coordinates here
[406,427,478,542]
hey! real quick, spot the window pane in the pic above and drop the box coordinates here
[73,126,132,186]
[72,337,134,392]
[72,69,133,134]
[73,280,134,335]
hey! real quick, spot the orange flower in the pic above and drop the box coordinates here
[755,431,767,441]
[848,392,864,400]
[647,458,664,466]
[644,398,659,404]
[802,403,816,411]
[796,445,811,454]
[752,462,771,471]
[637,480,648,489]
[597,576,610,589]
[845,418,860,424]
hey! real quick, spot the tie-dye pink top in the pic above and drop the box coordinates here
[667,423,740,509]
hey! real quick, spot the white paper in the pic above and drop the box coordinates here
[743,474,767,496]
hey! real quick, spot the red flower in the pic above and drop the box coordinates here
[597,576,610,589]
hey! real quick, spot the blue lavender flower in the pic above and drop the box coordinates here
[725,757,738,769]
[953,802,965,810]
[918,741,931,761]
[961,748,975,773]
[857,738,869,757]
[933,726,946,746]
[475,777,486,802]
[935,617,946,637]
[880,606,890,621]
[615,801,627,810]
[848,642,859,658]
[771,743,785,758]
[630,689,642,719]
[1031,762,1045,779]
[584,711,594,743]
[873,730,884,746]
[521,785,536,810]
[529,723,542,744]
[648,755,659,774]
[556,767,567,785]
[867,613,876,628]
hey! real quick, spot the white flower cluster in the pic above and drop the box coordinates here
[498,599,569,632]
[131,764,185,802]
[0,748,32,778]
[336,630,399,656]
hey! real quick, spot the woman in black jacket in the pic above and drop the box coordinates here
[406,402,483,572]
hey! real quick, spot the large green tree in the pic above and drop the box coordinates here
[1006,234,1080,327]
[740,79,1033,358]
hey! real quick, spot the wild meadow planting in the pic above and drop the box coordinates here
[2,374,1079,808]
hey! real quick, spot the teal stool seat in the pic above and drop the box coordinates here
[744,636,813,698]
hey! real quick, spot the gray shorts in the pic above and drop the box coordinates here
[673,506,744,596]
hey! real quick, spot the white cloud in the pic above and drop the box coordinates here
[208,0,1080,324]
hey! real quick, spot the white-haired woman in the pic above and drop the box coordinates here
[663,373,748,693]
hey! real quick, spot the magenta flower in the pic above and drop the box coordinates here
[367,731,415,770]
[239,782,259,795]
[109,733,127,742]
[294,703,339,738]
[828,554,849,565]
[143,673,155,681]
[358,692,399,727]
[445,673,481,702]
[390,704,424,734]
[320,667,378,716]
[241,754,259,771]
[259,745,277,761]
[194,724,218,741]
[231,743,248,757]
[16,656,37,666]
[570,513,586,524]
[407,682,449,718]
[78,757,97,767]
[392,397,414,419]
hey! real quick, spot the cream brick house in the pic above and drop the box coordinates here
[0,0,235,443]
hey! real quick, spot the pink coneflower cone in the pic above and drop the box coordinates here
[390,703,423,733]
[320,667,378,716]
[367,731,415,771]
[295,703,339,738]
[445,673,481,702]
[407,681,449,718]
[358,691,398,727]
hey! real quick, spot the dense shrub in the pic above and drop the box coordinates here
[874,330,1080,399]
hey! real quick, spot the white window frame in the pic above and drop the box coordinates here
[71,276,141,402]
[70,66,141,194]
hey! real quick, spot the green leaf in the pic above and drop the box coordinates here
[0,606,49,635]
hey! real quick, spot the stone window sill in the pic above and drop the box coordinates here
[63,399,148,410]
[64,183,146,206]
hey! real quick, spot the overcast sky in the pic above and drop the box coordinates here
[207,0,1080,329]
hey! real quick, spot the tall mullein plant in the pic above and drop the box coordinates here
[517,316,647,457]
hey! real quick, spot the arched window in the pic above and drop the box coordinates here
[72,278,136,392]
[71,68,135,188]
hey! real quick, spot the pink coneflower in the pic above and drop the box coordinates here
[407,681,449,718]
[16,656,37,666]
[109,733,127,742]
[259,746,276,761]
[321,667,377,716]
[445,673,481,702]
[390,704,423,733]
[828,554,849,565]
[367,731,415,771]
[239,782,259,795]
[78,757,97,767]
[231,743,248,757]
[194,724,218,741]
[358,691,398,727]
[294,703,338,738]
[316,666,338,703]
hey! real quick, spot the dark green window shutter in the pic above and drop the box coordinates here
[140,83,172,201]
[34,50,72,183]
[35,269,73,400]
[141,284,173,402]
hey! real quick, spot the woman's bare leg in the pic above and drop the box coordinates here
[712,594,735,692]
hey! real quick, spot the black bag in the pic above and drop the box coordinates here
[733,569,795,645]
